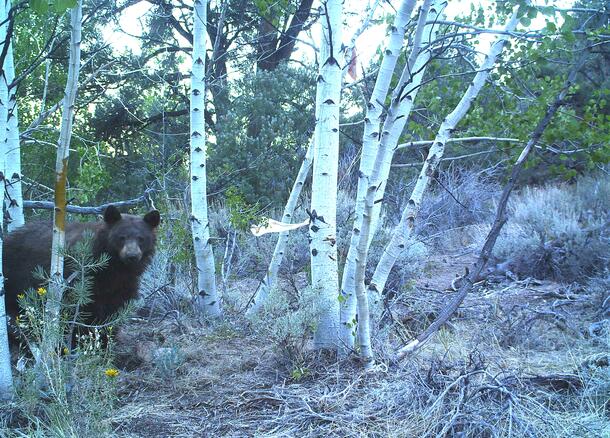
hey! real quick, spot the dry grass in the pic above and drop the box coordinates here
[2,269,608,437]
[96,264,610,438]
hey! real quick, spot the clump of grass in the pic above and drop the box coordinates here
[153,345,185,380]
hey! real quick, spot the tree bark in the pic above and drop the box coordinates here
[310,0,342,350]
[45,0,83,341]
[4,0,23,232]
[0,0,13,400]
[256,0,314,71]
[191,0,221,316]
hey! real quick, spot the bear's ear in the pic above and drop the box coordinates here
[104,205,122,225]
[143,210,161,228]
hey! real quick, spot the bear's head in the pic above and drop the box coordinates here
[102,205,161,266]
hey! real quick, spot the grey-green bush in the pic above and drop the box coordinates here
[484,175,609,282]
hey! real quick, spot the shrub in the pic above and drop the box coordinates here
[4,236,122,436]
[415,168,500,245]
[248,285,321,364]
[482,175,609,282]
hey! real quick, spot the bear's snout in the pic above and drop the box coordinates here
[120,240,143,264]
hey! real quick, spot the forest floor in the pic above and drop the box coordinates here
[109,250,610,438]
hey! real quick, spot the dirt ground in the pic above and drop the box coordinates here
[109,250,610,437]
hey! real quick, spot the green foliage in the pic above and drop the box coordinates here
[29,0,77,15]
[212,65,315,207]
[254,0,292,27]
[73,146,110,204]
[225,186,266,232]
[290,365,310,382]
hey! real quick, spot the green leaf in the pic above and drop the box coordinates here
[29,0,49,14]
[53,0,77,12]
[527,7,538,19]
[520,17,532,27]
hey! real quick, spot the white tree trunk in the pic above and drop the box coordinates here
[368,0,441,239]
[246,141,313,316]
[190,0,220,317]
[4,0,23,232]
[310,0,343,350]
[247,2,379,317]
[339,0,440,351]
[0,236,12,401]
[46,1,83,332]
[369,6,521,298]
[0,0,14,400]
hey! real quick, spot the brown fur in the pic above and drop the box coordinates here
[2,206,160,326]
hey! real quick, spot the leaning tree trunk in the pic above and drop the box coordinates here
[0,0,13,400]
[339,0,440,351]
[45,0,83,343]
[351,0,447,364]
[368,6,521,299]
[190,0,221,317]
[246,141,313,316]
[309,0,343,350]
[4,0,23,231]
[367,0,441,246]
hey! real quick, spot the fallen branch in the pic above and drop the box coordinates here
[394,52,587,361]
[23,188,155,215]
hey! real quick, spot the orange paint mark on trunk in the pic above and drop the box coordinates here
[54,158,69,232]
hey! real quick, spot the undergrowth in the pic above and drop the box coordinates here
[486,175,610,282]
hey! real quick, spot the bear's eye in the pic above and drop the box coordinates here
[137,236,144,243]
[119,235,127,242]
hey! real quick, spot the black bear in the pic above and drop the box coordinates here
[3,206,160,328]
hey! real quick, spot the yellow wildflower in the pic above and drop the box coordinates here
[36,287,47,296]
[17,294,25,300]
[104,368,119,378]
[63,347,69,355]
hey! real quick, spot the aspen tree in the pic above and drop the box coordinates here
[4,0,23,232]
[369,6,522,301]
[0,0,13,400]
[190,0,221,316]
[45,0,83,342]
[339,0,443,350]
[309,0,343,349]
